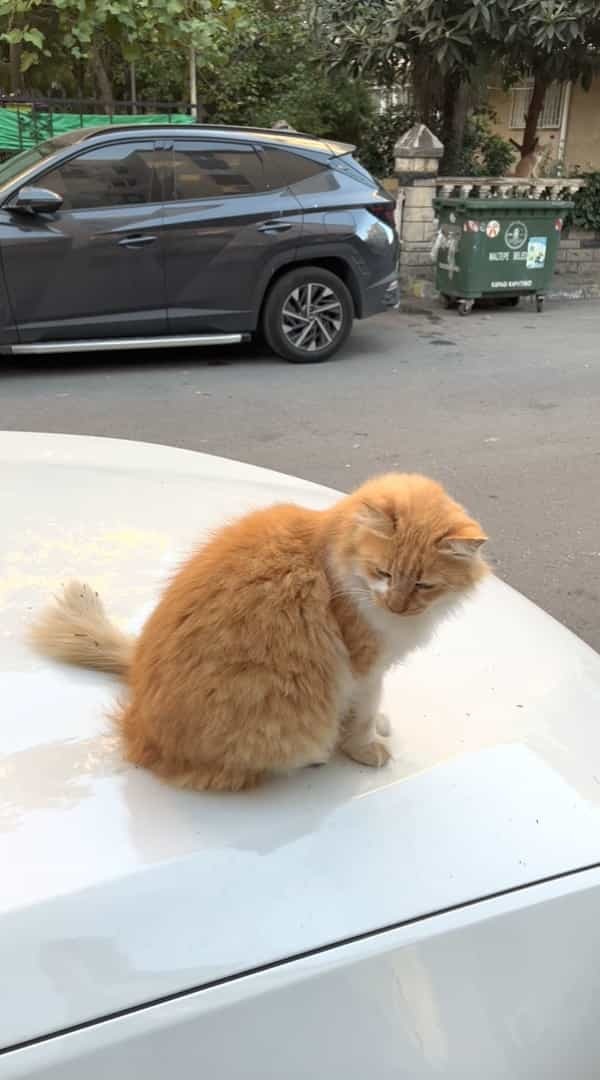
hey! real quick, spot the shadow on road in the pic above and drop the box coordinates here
[0,318,397,381]
[0,339,275,381]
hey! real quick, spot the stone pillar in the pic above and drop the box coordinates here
[394,124,444,297]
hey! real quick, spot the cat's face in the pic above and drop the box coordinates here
[332,474,488,617]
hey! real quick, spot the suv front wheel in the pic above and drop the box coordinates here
[262,267,354,363]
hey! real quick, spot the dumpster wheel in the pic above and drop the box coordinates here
[536,295,544,313]
[457,299,474,316]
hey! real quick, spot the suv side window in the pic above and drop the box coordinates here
[259,147,329,190]
[39,141,159,211]
[169,141,266,201]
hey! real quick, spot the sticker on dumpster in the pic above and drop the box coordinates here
[505,221,528,250]
[526,236,547,269]
[435,225,460,278]
[486,220,500,238]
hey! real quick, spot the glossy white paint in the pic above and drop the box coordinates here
[6,869,600,1078]
[2,431,600,1054]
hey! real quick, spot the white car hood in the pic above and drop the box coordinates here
[2,431,600,1050]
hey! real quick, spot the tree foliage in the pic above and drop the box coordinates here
[0,0,249,60]
[0,0,378,150]
[569,169,600,231]
[316,0,600,168]
[2,0,599,176]
[192,0,373,145]
[0,0,252,105]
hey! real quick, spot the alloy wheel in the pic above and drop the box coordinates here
[280,283,344,353]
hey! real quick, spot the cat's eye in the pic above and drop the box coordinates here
[415,582,435,590]
[374,568,392,580]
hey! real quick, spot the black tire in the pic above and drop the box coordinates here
[262,266,354,363]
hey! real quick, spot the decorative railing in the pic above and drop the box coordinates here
[435,176,585,200]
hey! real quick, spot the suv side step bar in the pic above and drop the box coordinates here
[7,333,249,356]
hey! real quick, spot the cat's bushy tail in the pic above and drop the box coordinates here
[29,580,133,677]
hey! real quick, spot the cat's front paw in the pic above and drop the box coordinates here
[343,738,392,769]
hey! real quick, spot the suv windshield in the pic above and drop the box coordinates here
[0,131,84,193]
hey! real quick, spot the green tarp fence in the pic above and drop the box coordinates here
[0,110,195,152]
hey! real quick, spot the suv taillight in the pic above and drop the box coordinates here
[368,202,396,229]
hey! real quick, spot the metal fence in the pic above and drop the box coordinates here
[0,96,189,116]
[0,97,193,153]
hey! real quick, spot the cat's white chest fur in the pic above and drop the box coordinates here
[361,592,457,663]
[340,594,460,742]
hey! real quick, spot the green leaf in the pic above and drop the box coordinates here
[449,32,472,46]
[23,27,44,49]
[20,49,39,71]
[3,28,25,44]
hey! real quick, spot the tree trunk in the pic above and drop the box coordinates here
[450,80,469,171]
[90,42,114,114]
[411,52,436,121]
[521,73,548,157]
[440,72,468,175]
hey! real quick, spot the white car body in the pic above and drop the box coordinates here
[2,430,600,1079]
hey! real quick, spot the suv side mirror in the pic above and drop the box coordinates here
[11,186,63,214]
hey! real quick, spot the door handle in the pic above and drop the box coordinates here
[118,234,157,248]
[257,221,293,234]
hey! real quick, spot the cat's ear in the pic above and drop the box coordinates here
[356,501,395,539]
[438,535,487,558]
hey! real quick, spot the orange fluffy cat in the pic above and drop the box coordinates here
[30,473,488,792]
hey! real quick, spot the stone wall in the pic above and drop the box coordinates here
[555,228,600,277]
[398,178,438,289]
[391,124,444,299]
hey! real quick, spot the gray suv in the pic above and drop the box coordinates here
[0,124,398,363]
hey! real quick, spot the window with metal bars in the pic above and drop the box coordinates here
[372,85,413,115]
[509,81,565,129]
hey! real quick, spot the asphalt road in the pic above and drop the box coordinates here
[1,299,598,651]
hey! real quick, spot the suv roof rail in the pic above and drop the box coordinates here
[83,123,319,142]
[79,123,355,155]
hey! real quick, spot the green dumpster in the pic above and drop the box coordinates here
[432,197,572,315]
